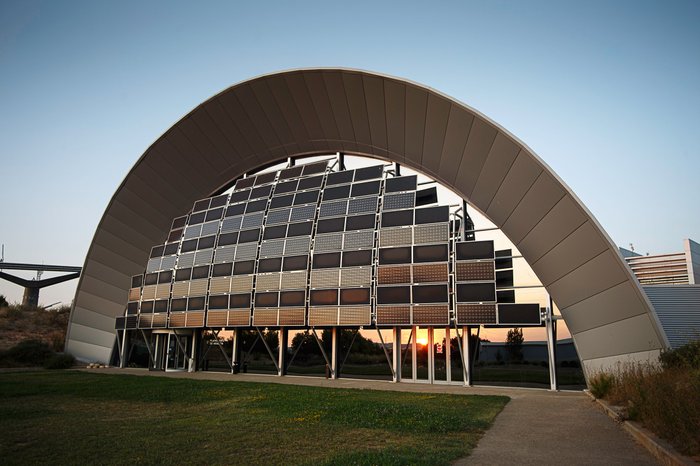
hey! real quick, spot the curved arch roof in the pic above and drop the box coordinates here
[66,68,668,374]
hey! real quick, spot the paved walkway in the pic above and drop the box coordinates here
[86,368,658,465]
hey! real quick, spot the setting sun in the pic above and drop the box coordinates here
[416,337,428,346]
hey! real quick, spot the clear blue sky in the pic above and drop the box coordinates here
[1,0,699,305]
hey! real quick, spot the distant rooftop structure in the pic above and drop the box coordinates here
[621,239,700,348]
[620,238,700,285]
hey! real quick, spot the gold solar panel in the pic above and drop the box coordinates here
[206,311,228,327]
[188,279,209,296]
[308,307,338,326]
[168,312,186,328]
[456,304,497,325]
[155,284,171,299]
[171,282,190,297]
[209,277,231,294]
[338,306,371,326]
[280,271,307,290]
[310,268,340,288]
[278,308,306,326]
[231,275,254,293]
[412,305,449,325]
[379,227,412,247]
[253,309,278,326]
[456,261,495,281]
[128,288,141,301]
[185,311,205,327]
[376,306,411,325]
[256,273,281,291]
[377,265,411,285]
[412,264,448,283]
[413,223,448,244]
[340,267,372,287]
[227,310,251,326]
[151,313,168,328]
[141,285,156,300]
[138,314,153,328]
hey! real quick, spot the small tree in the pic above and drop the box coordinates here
[0,295,8,308]
[505,327,524,362]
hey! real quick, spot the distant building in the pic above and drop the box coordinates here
[622,239,700,348]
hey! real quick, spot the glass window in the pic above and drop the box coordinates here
[208,295,229,310]
[379,247,412,265]
[229,293,251,308]
[280,291,305,307]
[351,180,380,197]
[326,170,354,186]
[192,265,210,279]
[377,286,410,304]
[198,235,216,250]
[258,257,282,273]
[287,221,313,237]
[342,250,373,267]
[412,285,448,303]
[283,255,308,271]
[385,175,417,193]
[212,263,233,277]
[310,289,338,306]
[233,261,255,275]
[264,225,287,240]
[340,288,370,305]
[413,244,448,263]
[317,217,345,234]
[313,252,341,269]
[345,214,375,231]
[205,207,224,222]
[175,268,192,281]
[255,292,279,307]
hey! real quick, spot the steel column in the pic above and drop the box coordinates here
[427,327,434,384]
[463,326,472,386]
[231,329,239,373]
[278,328,288,376]
[331,328,338,379]
[546,305,558,391]
[411,325,417,380]
[445,327,451,383]
[392,327,401,382]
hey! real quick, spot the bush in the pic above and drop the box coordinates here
[2,339,53,366]
[660,340,700,370]
[589,372,615,399]
[44,353,75,369]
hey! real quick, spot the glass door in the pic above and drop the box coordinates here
[166,333,189,371]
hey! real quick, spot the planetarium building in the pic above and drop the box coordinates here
[64,68,669,386]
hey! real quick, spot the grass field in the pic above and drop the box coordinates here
[0,371,508,465]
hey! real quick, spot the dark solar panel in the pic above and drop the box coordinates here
[351,180,381,197]
[189,211,206,225]
[233,261,255,275]
[313,252,341,269]
[317,217,345,234]
[255,171,277,185]
[283,255,308,271]
[192,265,210,279]
[255,292,278,307]
[263,225,287,240]
[225,203,246,217]
[456,283,496,302]
[144,273,158,285]
[175,268,192,281]
[205,207,224,222]
[323,184,351,201]
[209,195,228,208]
[287,221,313,237]
[413,244,448,263]
[382,209,413,227]
[197,235,216,250]
[345,214,375,231]
[414,206,449,224]
[230,189,250,203]
[340,288,371,305]
[280,291,305,306]
[342,250,373,267]
[258,257,282,273]
[326,170,354,186]
[275,180,298,194]
[377,286,411,304]
[131,275,143,288]
[230,294,251,308]
[353,164,384,181]
[310,289,338,306]
[164,243,179,255]
[193,199,211,212]
[270,194,294,209]
[298,175,323,190]
[456,241,495,260]
[379,247,412,265]
[235,177,256,189]
[385,175,417,193]
[212,263,233,277]
[171,216,188,230]
[412,285,448,303]
[294,190,319,205]
[150,245,165,258]
[218,232,238,246]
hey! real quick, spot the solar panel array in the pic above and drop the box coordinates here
[117,159,540,331]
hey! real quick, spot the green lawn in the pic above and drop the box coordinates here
[0,371,508,465]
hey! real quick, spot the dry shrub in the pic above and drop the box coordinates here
[603,354,700,456]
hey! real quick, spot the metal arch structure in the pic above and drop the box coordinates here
[65,68,669,376]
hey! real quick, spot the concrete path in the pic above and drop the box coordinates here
[86,368,658,465]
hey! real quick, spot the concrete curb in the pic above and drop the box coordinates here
[585,391,697,465]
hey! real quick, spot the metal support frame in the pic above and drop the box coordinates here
[240,332,262,370]
[255,327,280,374]
[392,327,401,382]
[330,328,338,379]
[338,329,360,374]
[311,328,334,379]
[401,327,414,372]
[139,329,156,369]
[427,327,435,383]
[189,330,198,372]
[337,152,346,170]
[411,325,417,380]
[286,330,309,372]
[207,328,234,373]
[445,327,451,382]
[231,329,239,373]
[375,328,396,380]
[545,301,559,391]
[118,329,127,368]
